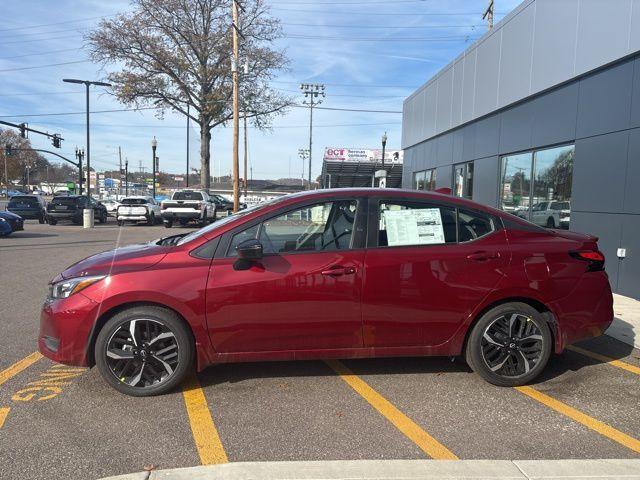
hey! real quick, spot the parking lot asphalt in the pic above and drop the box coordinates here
[1,219,639,480]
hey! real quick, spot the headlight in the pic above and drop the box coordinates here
[0,217,6,222]
[49,275,106,299]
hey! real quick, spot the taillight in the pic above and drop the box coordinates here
[194,204,201,210]
[161,204,167,210]
[570,250,605,272]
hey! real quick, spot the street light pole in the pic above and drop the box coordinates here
[151,136,158,199]
[75,147,84,195]
[125,159,129,196]
[381,132,387,168]
[63,78,111,200]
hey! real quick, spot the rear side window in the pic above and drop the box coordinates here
[173,191,203,201]
[51,197,78,206]
[378,201,457,247]
[458,209,495,242]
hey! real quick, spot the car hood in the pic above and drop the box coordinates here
[0,211,22,220]
[60,242,169,279]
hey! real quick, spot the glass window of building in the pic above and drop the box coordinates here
[453,162,474,199]
[499,144,574,229]
[413,169,437,191]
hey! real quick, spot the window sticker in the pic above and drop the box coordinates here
[383,208,445,246]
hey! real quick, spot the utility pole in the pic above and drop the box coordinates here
[298,148,309,188]
[75,147,84,195]
[300,84,325,189]
[151,136,158,199]
[231,0,242,212]
[118,146,122,196]
[483,0,494,30]
[125,159,129,196]
[186,104,190,188]
[243,111,248,199]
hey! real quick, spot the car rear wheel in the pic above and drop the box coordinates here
[47,217,57,225]
[546,217,555,228]
[38,214,45,224]
[164,220,173,228]
[147,213,155,226]
[95,306,194,397]
[465,302,552,387]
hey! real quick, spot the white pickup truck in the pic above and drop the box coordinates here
[160,190,217,228]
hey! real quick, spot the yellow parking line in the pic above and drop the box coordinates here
[182,374,228,465]
[0,352,43,387]
[515,386,640,454]
[326,360,458,460]
[567,345,640,376]
[0,407,9,428]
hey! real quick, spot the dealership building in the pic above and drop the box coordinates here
[401,0,640,299]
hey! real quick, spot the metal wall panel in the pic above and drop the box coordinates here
[630,0,640,52]
[531,82,579,147]
[473,32,502,118]
[576,59,634,139]
[474,114,501,159]
[530,0,579,94]
[618,215,640,298]
[624,128,640,214]
[498,2,535,107]
[499,101,534,154]
[629,58,640,128]
[573,131,630,214]
[472,156,500,207]
[436,66,454,133]
[451,58,464,127]
[435,165,451,190]
[423,84,438,141]
[575,0,632,74]
[436,132,453,167]
[461,49,477,123]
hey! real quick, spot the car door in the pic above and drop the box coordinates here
[362,197,510,348]
[205,197,366,353]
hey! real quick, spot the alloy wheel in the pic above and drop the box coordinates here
[480,313,544,378]
[105,319,179,388]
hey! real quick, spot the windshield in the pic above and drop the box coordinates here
[176,197,286,246]
[51,197,78,206]
[173,191,203,201]
[121,198,148,205]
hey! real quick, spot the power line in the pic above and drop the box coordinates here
[0,14,114,34]
[282,34,478,42]
[0,91,84,97]
[273,80,418,89]
[0,48,83,60]
[272,8,492,16]
[282,22,483,29]
[0,107,156,118]
[0,60,90,73]
[295,105,402,114]
[0,34,82,45]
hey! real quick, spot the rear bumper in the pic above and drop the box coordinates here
[47,211,81,220]
[550,273,614,352]
[162,211,201,221]
[38,293,100,367]
[117,215,148,221]
[8,210,40,219]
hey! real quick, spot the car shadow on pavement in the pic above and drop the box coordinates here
[196,335,637,388]
[5,232,59,239]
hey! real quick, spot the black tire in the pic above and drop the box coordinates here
[200,210,208,227]
[99,212,107,224]
[147,213,155,226]
[47,217,57,225]
[164,220,173,228]
[94,306,194,397]
[38,214,45,224]
[546,217,555,228]
[465,302,552,387]
[117,220,125,227]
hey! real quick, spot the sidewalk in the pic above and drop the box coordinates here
[100,459,640,480]
[608,294,640,349]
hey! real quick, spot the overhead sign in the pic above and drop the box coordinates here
[323,147,403,164]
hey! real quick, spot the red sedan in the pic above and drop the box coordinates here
[39,189,613,396]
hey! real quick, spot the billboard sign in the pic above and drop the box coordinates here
[323,147,403,164]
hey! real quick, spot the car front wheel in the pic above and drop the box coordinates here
[465,302,552,387]
[95,306,194,396]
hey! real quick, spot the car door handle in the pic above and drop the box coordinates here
[467,251,500,262]
[321,266,356,276]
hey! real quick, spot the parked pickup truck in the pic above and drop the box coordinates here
[160,190,217,228]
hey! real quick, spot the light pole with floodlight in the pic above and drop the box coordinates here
[151,136,158,199]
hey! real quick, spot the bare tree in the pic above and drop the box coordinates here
[87,0,291,188]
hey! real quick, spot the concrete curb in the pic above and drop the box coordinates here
[99,459,640,480]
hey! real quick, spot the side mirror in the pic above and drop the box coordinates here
[236,239,263,261]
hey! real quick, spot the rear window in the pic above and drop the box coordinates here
[51,197,78,206]
[121,198,148,205]
[173,191,203,201]
[9,196,38,206]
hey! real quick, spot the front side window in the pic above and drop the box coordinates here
[377,201,457,247]
[227,200,358,256]
[457,209,495,242]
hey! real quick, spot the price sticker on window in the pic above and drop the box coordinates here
[383,208,445,246]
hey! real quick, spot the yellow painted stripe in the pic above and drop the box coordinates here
[567,345,640,376]
[326,360,458,460]
[0,407,9,428]
[182,374,228,465]
[0,352,43,387]
[515,386,640,454]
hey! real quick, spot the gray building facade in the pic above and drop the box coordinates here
[401,0,640,299]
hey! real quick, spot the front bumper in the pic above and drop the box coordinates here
[117,215,148,221]
[38,293,100,366]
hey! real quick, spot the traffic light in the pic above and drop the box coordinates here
[4,144,11,157]
[19,123,27,139]
[52,134,62,148]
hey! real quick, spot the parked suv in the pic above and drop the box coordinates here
[210,193,247,214]
[46,196,108,225]
[160,189,217,227]
[7,195,47,223]
[531,201,571,229]
[117,196,161,226]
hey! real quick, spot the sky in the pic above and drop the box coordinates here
[0,0,522,182]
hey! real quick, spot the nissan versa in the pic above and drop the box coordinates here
[39,189,613,396]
